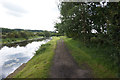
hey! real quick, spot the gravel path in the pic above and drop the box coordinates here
[50,39,91,78]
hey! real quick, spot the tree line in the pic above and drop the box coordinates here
[1,28,61,39]
[55,2,120,76]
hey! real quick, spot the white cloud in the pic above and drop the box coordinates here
[2,2,27,14]
[0,0,60,31]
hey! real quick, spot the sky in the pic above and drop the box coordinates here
[0,0,60,31]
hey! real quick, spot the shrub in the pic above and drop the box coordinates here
[36,43,51,55]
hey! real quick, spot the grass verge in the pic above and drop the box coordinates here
[13,37,60,78]
[62,36,117,78]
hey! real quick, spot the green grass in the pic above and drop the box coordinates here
[2,36,43,44]
[0,39,2,44]
[2,38,26,44]
[13,37,60,78]
[29,36,43,40]
[62,36,117,78]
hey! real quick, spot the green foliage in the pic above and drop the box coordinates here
[56,2,120,45]
[36,43,51,55]
[1,28,58,44]
[43,31,51,37]
[37,32,44,36]
[1,28,54,40]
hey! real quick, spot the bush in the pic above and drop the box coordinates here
[36,43,51,55]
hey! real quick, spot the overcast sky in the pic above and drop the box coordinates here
[0,0,60,31]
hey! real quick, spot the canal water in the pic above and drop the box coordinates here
[0,38,52,79]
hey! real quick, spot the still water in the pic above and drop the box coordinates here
[0,38,52,79]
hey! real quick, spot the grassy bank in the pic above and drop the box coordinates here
[12,37,60,78]
[62,36,117,78]
[1,36,43,44]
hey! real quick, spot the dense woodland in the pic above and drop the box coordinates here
[55,2,120,76]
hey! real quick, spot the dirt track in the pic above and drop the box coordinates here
[50,39,92,78]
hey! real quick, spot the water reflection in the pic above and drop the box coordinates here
[0,37,52,79]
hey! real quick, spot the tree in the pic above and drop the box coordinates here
[43,31,51,37]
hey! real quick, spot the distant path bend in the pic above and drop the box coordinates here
[50,39,91,78]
